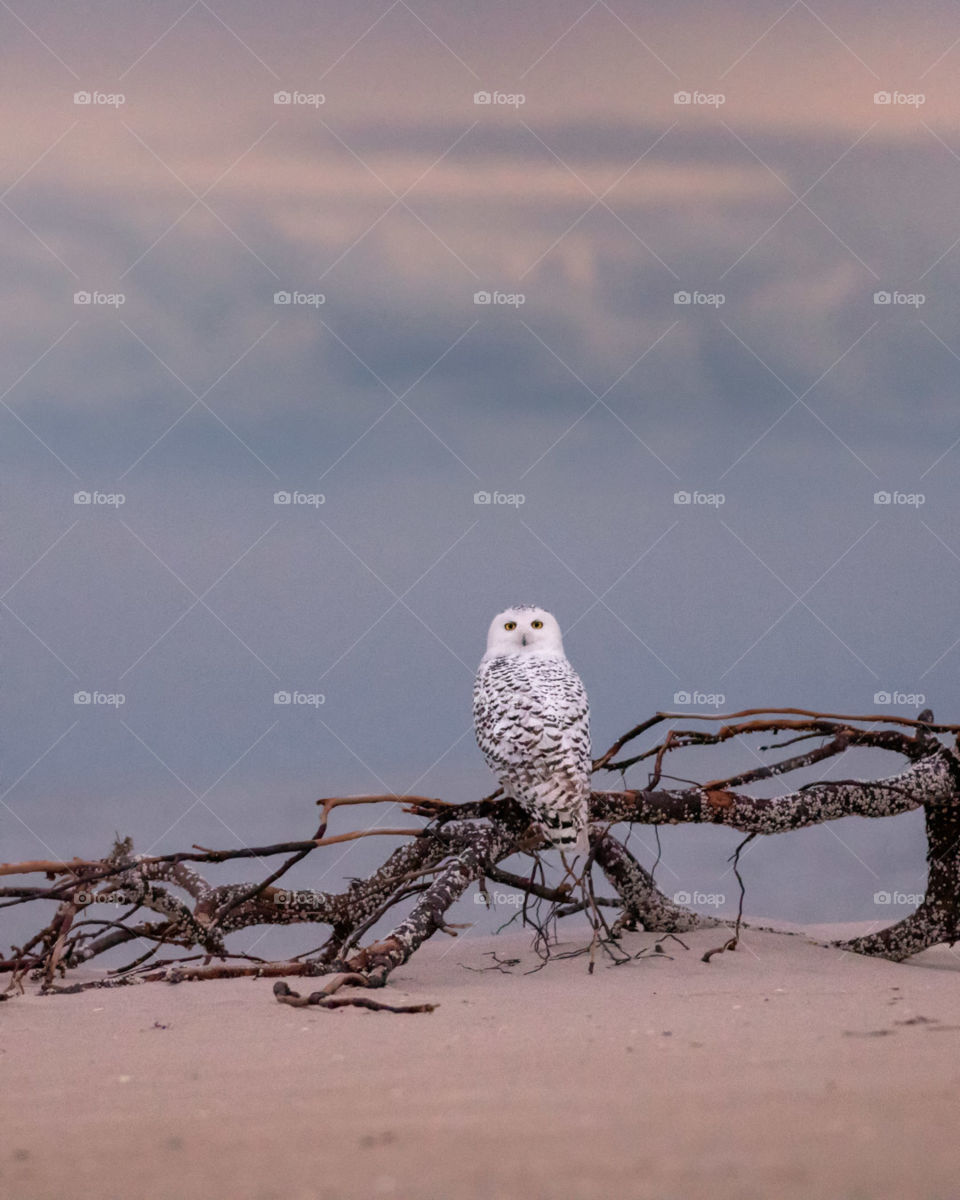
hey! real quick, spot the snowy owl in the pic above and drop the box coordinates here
[473,605,592,852]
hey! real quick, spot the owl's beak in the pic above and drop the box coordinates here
[521,634,527,646]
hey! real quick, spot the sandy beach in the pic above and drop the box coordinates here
[2,920,959,1200]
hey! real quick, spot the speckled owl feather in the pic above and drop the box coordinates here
[473,606,591,851]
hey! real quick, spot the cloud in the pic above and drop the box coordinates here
[3,2,957,942]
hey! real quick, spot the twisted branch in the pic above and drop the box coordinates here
[2,707,958,996]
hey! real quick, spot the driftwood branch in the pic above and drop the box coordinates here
[3,707,958,996]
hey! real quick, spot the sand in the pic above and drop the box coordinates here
[2,920,959,1200]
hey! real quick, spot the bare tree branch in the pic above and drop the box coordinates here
[3,708,959,995]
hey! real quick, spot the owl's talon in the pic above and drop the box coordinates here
[514,823,548,854]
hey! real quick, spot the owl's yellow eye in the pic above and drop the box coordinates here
[530,619,543,629]
[504,621,517,631]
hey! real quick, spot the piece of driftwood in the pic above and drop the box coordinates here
[2,707,957,1001]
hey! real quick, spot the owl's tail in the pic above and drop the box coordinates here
[541,814,590,854]
[515,779,591,854]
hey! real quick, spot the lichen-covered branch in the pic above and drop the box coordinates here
[833,800,960,961]
[592,747,958,833]
[3,707,960,994]
[591,831,714,933]
[338,821,518,984]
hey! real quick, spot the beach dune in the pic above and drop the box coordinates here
[2,921,959,1200]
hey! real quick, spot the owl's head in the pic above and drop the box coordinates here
[483,605,565,658]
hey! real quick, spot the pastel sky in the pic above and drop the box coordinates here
[4,1,960,950]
